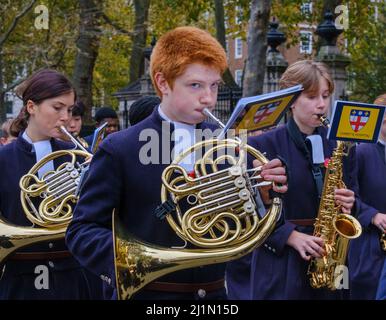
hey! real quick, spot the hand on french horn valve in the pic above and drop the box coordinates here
[253,158,288,204]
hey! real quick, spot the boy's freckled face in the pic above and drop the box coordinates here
[160,63,222,125]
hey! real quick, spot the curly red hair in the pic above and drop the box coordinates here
[150,26,227,97]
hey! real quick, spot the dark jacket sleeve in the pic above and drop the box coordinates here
[65,137,122,288]
[262,220,297,255]
[349,145,378,229]
[247,132,295,256]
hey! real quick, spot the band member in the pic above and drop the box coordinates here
[129,96,161,126]
[230,60,358,300]
[63,100,89,148]
[0,119,17,146]
[84,106,119,146]
[348,93,386,299]
[0,69,101,299]
[65,26,287,300]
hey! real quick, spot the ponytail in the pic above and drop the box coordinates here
[9,106,29,137]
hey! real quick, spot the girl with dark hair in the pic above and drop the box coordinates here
[0,69,101,299]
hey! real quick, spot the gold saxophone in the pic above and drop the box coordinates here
[381,233,386,251]
[307,116,362,290]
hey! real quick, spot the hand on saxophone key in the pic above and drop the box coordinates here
[334,188,355,214]
[287,230,326,261]
[372,213,386,232]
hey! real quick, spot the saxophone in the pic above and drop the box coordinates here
[307,116,362,290]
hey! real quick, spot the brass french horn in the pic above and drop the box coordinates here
[381,233,386,252]
[114,109,283,299]
[0,126,91,264]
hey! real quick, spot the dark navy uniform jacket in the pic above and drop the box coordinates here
[348,142,386,299]
[66,108,227,300]
[377,259,386,299]
[83,134,93,147]
[227,118,358,300]
[0,135,101,299]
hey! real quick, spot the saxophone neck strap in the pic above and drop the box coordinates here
[286,118,324,198]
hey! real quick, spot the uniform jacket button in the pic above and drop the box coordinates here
[197,289,206,298]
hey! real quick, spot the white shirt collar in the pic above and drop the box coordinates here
[158,105,195,129]
[158,105,195,171]
[22,131,54,178]
[22,131,34,146]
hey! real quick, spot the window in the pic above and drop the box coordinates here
[5,101,12,114]
[301,2,313,15]
[374,4,379,21]
[235,70,243,87]
[235,38,243,59]
[235,6,241,24]
[300,31,313,54]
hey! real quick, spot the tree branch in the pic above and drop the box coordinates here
[0,0,37,47]
[2,77,26,93]
[101,12,134,36]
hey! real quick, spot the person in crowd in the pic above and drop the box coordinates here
[84,106,119,146]
[0,119,16,146]
[0,69,102,299]
[129,95,161,126]
[227,60,358,300]
[348,93,386,299]
[65,26,288,300]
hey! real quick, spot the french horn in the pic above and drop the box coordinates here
[0,126,92,264]
[114,109,283,299]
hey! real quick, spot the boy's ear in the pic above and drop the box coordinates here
[154,72,170,95]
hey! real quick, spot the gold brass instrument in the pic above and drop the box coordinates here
[307,116,362,290]
[114,109,283,300]
[74,134,89,149]
[0,126,91,264]
[381,233,386,251]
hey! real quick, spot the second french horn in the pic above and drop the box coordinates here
[0,126,91,264]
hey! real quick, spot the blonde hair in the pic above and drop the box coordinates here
[374,94,386,106]
[279,60,334,95]
[150,26,227,97]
